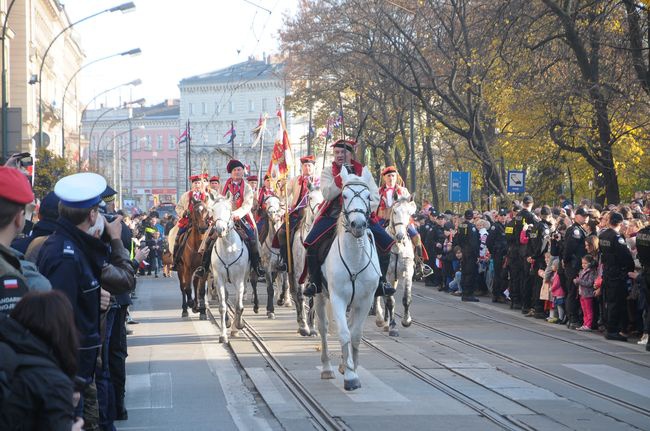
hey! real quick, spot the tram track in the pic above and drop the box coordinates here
[412,291,650,369]
[206,304,351,431]
[390,297,650,420]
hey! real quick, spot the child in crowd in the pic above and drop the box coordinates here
[548,258,566,324]
[147,231,163,278]
[448,246,463,296]
[574,254,598,331]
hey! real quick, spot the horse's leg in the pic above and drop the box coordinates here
[217,279,228,343]
[315,294,334,379]
[266,271,275,319]
[308,296,317,336]
[386,293,398,337]
[232,277,246,335]
[249,271,259,313]
[282,273,293,307]
[374,296,384,327]
[197,276,207,321]
[330,294,360,391]
[179,272,189,318]
[291,275,310,336]
[402,267,413,327]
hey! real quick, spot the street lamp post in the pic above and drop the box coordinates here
[1,0,17,162]
[79,78,141,170]
[61,48,140,158]
[36,2,135,159]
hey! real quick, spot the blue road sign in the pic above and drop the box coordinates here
[449,171,471,202]
[507,170,526,193]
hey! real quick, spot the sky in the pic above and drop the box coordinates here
[62,0,298,109]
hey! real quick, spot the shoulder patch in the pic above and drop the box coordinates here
[618,237,625,245]
[490,226,495,231]
[572,228,581,239]
[471,227,476,232]
[544,228,550,236]
[63,240,75,256]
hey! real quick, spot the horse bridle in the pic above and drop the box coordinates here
[191,201,210,234]
[341,182,371,228]
[212,203,235,237]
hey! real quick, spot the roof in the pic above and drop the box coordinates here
[179,59,283,86]
[134,101,180,119]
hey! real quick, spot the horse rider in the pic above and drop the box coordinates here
[221,159,264,276]
[376,165,429,278]
[277,155,318,272]
[303,139,396,298]
[172,174,207,269]
[208,175,221,197]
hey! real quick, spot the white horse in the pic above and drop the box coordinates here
[290,184,323,336]
[209,195,249,344]
[258,195,289,319]
[374,197,417,336]
[316,167,380,391]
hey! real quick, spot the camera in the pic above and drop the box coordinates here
[104,213,118,223]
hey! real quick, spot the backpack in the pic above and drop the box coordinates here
[0,341,57,412]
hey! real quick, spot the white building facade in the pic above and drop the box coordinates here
[178,57,308,188]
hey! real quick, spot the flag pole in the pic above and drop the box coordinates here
[278,106,293,278]
[321,117,331,171]
[230,121,235,159]
[187,120,192,186]
[257,115,266,184]
[338,92,346,140]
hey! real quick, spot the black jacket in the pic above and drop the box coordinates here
[0,314,74,431]
[11,219,59,255]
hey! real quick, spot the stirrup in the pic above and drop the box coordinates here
[421,263,434,277]
[194,266,206,278]
[304,282,319,297]
[277,261,288,272]
[376,279,396,297]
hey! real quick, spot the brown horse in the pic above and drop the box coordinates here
[177,197,210,319]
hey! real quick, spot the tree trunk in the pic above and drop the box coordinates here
[424,113,440,209]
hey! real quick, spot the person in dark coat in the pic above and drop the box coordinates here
[11,191,60,255]
[453,209,481,302]
[0,290,84,431]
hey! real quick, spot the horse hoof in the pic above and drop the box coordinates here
[267,312,275,320]
[199,313,207,321]
[253,305,259,314]
[375,319,385,328]
[230,329,239,337]
[225,318,232,329]
[219,335,228,344]
[402,318,412,327]
[321,370,335,380]
[187,299,195,309]
[338,363,345,375]
[310,329,318,337]
[344,378,361,391]
[277,298,285,306]
[298,327,310,337]
[283,299,293,308]
[181,310,188,318]
[192,307,199,314]
[383,325,389,332]
[389,329,399,337]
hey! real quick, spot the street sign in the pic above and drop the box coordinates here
[448,171,471,202]
[507,170,526,193]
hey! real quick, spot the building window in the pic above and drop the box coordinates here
[157,135,163,150]
[134,160,141,177]
[215,102,221,115]
[261,98,267,111]
[145,160,152,179]
[202,102,207,115]
[189,103,194,116]
[156,159,164,181]
[248,100,254,112]
[144,135,152,151]
[169,159,177,178]
[168,135,176,150]
[228,101,234,114]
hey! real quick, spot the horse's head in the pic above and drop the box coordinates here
[390,195,417,242]
[307,184,324,214]
[209,195,233,238]
[340,165,372,238]
[263,195,282,225]
[190,197,210,233]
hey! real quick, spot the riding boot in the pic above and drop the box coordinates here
[303,248,322,297]
[195,237,214,278]
[248,240,265,277]
[375,252,396,297]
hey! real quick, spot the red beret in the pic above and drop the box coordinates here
[247,175,258,182]
[226,159,245,173]
[300,155,315,164]
[209,176,220,182]
[190,174,201,182]
[382,166,397,176]
[0,167,34,204]
[331,139,356,152]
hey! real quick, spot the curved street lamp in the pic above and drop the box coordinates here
[35,2,136,158]
[61,48,141,157]
[1,0,17,161]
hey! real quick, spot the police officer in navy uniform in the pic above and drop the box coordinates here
[486,208,508,302]
[37,173,111,423]
[563,207,589,329]
[525,206,552,318]
[422,209,445,287]
[514,195,539,314]
[598,212,635,341]
[453,209,480,302]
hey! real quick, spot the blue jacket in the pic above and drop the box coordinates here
[37,217,109,377]
[11,218,59,254]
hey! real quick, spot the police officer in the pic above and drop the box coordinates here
[526,206,552,317]
[486,208,508,302]
[598,212,635,341]
[504,205,521,306]
[514,195,539,314]
[453,209,480,302]
[563,207,589,329]
[37,173,112,425]
[422,208,444,287]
